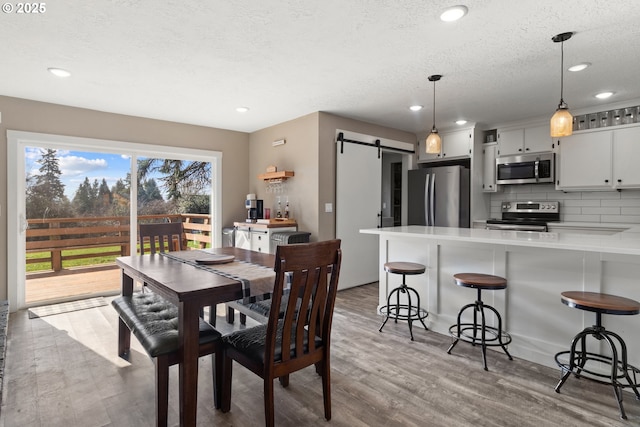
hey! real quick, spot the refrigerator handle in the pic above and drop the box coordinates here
[424,174,430,226]
[429,173,436,226]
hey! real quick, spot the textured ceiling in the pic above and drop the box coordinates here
[1,1,640,134]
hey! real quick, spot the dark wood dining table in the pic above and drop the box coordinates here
[116,247,275,427]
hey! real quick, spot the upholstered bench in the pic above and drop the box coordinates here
[112,292,221,426]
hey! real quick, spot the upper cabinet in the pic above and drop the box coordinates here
[556,130,612,190]
[482,142,498,192]
[612,127,640,188]
[556,125,640,191]
[497,124,554,156]
[418,128,472,162]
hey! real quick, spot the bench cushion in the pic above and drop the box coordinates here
[112,292,220,358]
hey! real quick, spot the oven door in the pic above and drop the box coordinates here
[496,153,554,184]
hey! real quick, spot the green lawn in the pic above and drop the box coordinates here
[26,242,207,273]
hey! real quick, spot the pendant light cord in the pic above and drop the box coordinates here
[432,79,437,131]
[559,40,565,105]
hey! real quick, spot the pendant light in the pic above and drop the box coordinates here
[550,32,574,137]
[426,74,442,153]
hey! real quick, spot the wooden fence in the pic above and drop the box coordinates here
[26,213,212,272]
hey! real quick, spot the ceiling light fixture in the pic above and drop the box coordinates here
[409,105,423,111]
[440,5,468,22]
[236,107,249,113]
[455,119,467,125]
[426,74,442,154]
[550,32,574,138]
[595,92,614,99]
[568,62,590,72]
[47,67,71,78]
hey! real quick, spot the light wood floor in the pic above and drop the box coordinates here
[2,283,638,426]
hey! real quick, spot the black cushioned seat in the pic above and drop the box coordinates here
[222,320,322,365]
[112,292,220,357]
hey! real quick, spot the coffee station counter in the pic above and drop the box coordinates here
[360,225,640,371]
[233,219,297,229]
[233,220,297,253]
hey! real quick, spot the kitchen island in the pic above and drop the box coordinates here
[360,225,640,369]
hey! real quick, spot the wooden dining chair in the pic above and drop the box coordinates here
[219,239,342,427]
[138,221,216,324]
[139,222,184,254]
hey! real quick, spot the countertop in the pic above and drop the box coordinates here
[234,221,297,229]
[360,225,640,256]
[474,219,638,230]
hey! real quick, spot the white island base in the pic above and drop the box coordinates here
[361,226,640,370]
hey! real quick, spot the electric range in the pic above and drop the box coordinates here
[486,201,560,232]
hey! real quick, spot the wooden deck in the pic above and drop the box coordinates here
[26,264,122,306]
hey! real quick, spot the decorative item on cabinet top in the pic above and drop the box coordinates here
[573,105,640,131]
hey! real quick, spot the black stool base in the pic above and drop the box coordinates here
[447,297,512,371]
[379,284,428,341]
[554,326,640,420]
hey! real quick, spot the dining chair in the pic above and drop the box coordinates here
[138,221,216,324]
[219,239,342,427]
[139,222,184,254]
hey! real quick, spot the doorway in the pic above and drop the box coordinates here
[8,131,222,310]
[335,130,414,290]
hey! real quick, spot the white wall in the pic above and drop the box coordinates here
[490,184,640,223]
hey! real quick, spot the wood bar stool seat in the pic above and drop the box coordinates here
[447,273,512,370]
[554,291,640,420]
[378,262,428,341]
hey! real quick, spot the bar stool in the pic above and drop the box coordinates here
[447,273,513,370]
[554,291,640,420]
[378,262,428,341]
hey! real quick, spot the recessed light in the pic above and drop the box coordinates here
[455,120,468,125]
[47,67,71,78]
[440,5,468,22]
[409,105,423,112]
[236,107,249,113]
[568,62,590,72]
[595,91,614,99]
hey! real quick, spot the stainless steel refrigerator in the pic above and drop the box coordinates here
[408,165,470,227]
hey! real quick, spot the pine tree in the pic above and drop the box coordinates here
[26,149,72,219]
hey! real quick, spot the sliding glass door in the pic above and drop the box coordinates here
[8,131,221,309]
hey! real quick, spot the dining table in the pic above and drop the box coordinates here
[116,247,276,427]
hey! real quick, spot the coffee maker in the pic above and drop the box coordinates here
[245,194,264,222]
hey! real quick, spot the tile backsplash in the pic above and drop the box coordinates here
[489,184,640,223]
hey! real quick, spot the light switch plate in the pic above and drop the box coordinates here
[325,203,333,213]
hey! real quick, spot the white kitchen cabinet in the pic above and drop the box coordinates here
[250,229,269,253]
[557,126,640,191]
[234,223,297,253]
[418,129,472,162]
[612,126,640,188]
[497,128,524,156]
[556,130,613,190]
[482,142,498,192]
[497,124,553,156]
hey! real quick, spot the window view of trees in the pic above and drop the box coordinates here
[25,149,211,219]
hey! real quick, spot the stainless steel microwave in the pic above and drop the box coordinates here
[496,152,554,185]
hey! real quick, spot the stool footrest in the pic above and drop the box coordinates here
[448,323,512,347]
[555,350,640,389]
[379,304,428,321]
